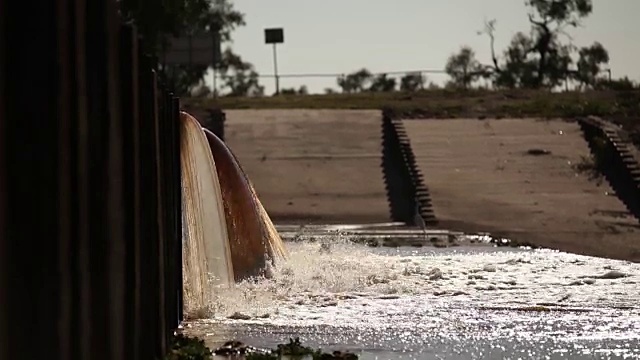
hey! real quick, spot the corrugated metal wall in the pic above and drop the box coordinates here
[0,0,183,359]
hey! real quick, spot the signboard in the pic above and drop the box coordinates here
[264,28,284,44]
[162,32,222,67]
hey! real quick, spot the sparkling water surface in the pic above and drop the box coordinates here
[186,237,640,359]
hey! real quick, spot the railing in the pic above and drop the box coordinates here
[0,1,183,359]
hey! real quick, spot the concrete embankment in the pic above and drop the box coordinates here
[403,117,640,261]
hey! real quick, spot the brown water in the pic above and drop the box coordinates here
[180,112,234,316]
[180,112,286,318]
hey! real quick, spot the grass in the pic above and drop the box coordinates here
[183,89,640,148]
[183,89,640,119]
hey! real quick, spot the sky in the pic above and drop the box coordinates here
[206,0,640,95]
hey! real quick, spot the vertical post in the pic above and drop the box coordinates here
[212,69,217,98]
[211,22,221,99]
[272,43,279,95]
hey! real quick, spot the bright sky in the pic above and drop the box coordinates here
[207,0,640,95]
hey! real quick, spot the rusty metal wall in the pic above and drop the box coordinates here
[0,1,183,359]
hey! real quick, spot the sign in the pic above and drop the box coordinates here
[162,32,222,67]
[264,28,284,44]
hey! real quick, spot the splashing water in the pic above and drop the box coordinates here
[180,112,234,317]
[204,127,287,281]
[187,235,640,359]
[177,111,640,357]
[180,112,287,318]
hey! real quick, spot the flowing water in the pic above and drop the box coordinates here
[180,112,235,315]
[180,111,287,317]
[185,233,640,359]
[177,112,640,358]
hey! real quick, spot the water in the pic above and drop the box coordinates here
[185,238,640,359]
[180,111,287,316]
[180,112,234,315]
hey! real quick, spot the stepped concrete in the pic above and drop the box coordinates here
[224,109,389,224]
[403,118,640,261]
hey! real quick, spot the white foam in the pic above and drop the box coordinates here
[200,240,640,331]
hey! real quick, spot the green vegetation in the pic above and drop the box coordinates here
[121,0,639,97]
[462,0,611,90]
[184,89,640,118]
[165,334,213,360]
[164,335,358,360]
[118,0,262,97]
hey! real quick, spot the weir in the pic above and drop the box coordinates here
[180,111,287,317]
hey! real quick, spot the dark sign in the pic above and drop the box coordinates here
[264,28,284,44]
[163,32,221,66]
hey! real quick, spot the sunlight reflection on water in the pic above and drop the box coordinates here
[187,237,640,359]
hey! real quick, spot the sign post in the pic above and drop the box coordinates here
[264,28,284,95]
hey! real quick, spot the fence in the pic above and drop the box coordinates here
[0,1,183,359]
[207,70,453,96]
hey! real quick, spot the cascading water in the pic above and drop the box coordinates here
[180,112,287,318]
[204,128,287,281]
[180,112,235,317]
[178,111,639,358]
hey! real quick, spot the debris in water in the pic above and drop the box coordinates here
[452,291,469,296]
[558,294,571,302]
[483,264,497,272]
[428,268,443,280]
[599,270,628,279]
[228,312,252,320]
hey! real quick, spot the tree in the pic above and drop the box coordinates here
[337,69,372,93]
[598,76,638,91]
[369,74,397,92]
[118,0,209,51]
[281,85,309,95]
[480,0,604,89]
[445,46,483,89]
[492,32,540,88]
[118,0,250,96]
[218,49,264,97]
[297,85,309,95]
[575,42,609,89]
[400,73,425,92]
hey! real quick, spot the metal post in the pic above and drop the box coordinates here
[272,43,279,95]
[212,69,217,98]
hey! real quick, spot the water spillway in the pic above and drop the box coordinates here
[179,112,287,317]
[204,127,287,281]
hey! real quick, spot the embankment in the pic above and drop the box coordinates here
[402,116,640,261]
